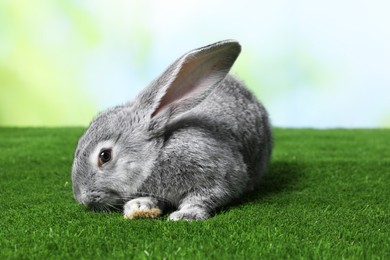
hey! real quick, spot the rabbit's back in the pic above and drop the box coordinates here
[196,75,272,185]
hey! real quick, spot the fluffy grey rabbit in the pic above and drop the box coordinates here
[71,40,272,220]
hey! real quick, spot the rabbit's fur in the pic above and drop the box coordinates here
[72,40,272,220]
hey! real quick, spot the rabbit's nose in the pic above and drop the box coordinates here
[73,185,88,205]
[79,190,89,205]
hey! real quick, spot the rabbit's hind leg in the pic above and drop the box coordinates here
[168,196,212,221]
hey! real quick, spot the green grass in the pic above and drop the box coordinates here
[0,128,389,259]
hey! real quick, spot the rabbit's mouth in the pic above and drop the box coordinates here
[85,190,125,212]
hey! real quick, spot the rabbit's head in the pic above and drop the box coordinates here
[71,40,241,210]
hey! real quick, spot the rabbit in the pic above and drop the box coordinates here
[71,40,272,220]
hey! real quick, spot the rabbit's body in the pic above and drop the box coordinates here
[139,75,271,211]
[72,40,272,220]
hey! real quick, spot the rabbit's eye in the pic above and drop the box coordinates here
[98,149,112,167]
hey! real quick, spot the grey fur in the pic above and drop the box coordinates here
[71,40,272,220]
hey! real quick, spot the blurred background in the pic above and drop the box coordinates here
[1,0,389,128]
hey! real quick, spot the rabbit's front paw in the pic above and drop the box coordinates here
[169,206,210,221]
[123,197,161,219]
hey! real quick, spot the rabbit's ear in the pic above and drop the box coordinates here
[137,40,241,118]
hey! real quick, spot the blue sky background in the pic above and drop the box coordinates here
[1,0,389,127]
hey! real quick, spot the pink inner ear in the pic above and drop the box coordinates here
[151,41,240,118]
[151,58,224,118]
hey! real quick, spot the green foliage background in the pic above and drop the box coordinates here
[1,1,389,127]
[0,1,97,126]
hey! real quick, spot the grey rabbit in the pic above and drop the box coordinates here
[71,40,272,220]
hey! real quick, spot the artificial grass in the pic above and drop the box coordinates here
[0,128,389,259]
